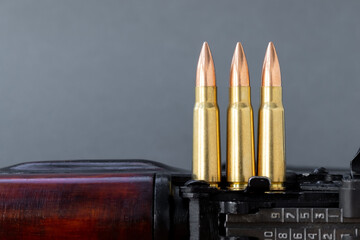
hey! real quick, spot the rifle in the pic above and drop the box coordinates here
[0,155,359,240]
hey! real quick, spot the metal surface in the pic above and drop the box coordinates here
[258,43,286,190]
[192,43,221,187]
[182,168,360,240]
[261,42,281,87]
[227,86,255,190]
[258,86,286,190]
[226,43,255,190]
[193,86,221,187]
[229,43,250,87]
[195,42,216,87]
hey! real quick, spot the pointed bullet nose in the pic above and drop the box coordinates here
[230,42,249,87]
[196,42,216,87]
[262,42,281,86]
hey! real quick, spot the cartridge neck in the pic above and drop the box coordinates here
[229,86,251,104]
[195,86,217,102]
[260,86,282,103]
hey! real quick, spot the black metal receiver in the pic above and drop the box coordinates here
[180,149,360,240]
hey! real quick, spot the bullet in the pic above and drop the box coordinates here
[257,42,286,190]
[226,43,255,190]
[192,42,221,187]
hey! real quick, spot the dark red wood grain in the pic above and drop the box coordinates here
[0,173,154,240]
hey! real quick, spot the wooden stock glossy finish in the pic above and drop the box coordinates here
[0,172,154,240]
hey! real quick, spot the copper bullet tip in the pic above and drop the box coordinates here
[261,42,281,87]
[230,42,250,87]
[196,42,216,87]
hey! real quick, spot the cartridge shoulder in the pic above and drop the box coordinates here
[228,102,252,109]
[194,102,218,109]
[259,102,284,109]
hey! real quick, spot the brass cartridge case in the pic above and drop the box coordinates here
[193,86,221,187]
[257,86,286,190]
[226,86,255,190]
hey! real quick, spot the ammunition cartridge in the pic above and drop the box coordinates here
[226,43,255,190]
[257,42,286,191]
[192,42,221,187]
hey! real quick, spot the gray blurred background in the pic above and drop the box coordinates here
[0,1,359,170]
